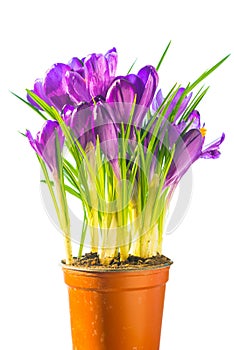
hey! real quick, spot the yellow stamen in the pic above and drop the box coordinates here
[200,127,207,137]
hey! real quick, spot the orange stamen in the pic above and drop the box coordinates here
[200,127,207,137]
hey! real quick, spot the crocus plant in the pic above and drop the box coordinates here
[17,44,227,265]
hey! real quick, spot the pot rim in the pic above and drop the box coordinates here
[60,259,173,273]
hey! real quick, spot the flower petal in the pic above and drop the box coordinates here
[84,54,110,97]
[66,70,91,103]
[164,88,192,121]
[69,102,95,150]
[166,129,203,185]
[94,101,120,178]
[201,133,225,159]
[44,63,73,110]
[26,129,41,157]
[152,89,164,113]
[187,110,201,129]
[61,104,75,122]
[106,78,136,125]
[27,79,51,109]
[26,120,64,172]
[134,66,158,126]
[137,65,159,108]
[105,47,118,77]
[124,74,144,103]
[68,57,83,71]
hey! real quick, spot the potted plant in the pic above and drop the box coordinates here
[16,43,227,349]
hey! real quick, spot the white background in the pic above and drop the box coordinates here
[1,0,234,349]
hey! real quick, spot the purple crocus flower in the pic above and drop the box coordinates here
[106,65,158,127]
[164,110,201,148]
[65,102,96,151]
[187,110,201,129]
[63,98,120,178]
[105,79,135,125]
[166,129,203,186]
[148,88,193,148]
[152,87,192,122]
[94,100,120,178]
[201,133,225,159]
[83,48,117,98]
[26,120,64,174]
[27,79,51,110]
[28,48,118,111]
[44,63,75,110]
[165,127,225,187]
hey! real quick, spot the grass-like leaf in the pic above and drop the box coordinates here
[37,155,61,227]
[11,91,47,120]
[26,90,56,119]
[187,54,230,92]
[126,58,138,74]
[156,40,172,71]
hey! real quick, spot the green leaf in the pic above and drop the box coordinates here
[26,90,56,120]
[141,82,178,142]
[167,83,189,122]
[37,155,61,226]
[127,58,138,74]
[64,185,81,199]
[156,40,172,71]
[78,213,88,258]
[63,160,90,213]
[55,132,70,227]
[18,131,26,137]
[182,86,210,123]
[125,95,137,141]
[187,54,230,93]
[11,91,48,120]
[151,145,175,225]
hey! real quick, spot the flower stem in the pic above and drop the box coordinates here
[90,208,99,253]
[54,176,73,265]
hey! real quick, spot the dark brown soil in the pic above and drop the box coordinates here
[68,252,173,270]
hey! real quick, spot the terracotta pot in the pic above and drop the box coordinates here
[62,264,171,350]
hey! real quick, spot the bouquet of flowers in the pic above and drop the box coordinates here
[16,43,226,265]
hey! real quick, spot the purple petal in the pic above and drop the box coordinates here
[94,102,120,178]
[187,110,201,129]
[26,129,41,157]
[61,104,75,122]
[44,63,73,110]
[105,47,118,77]
[66,70,91,103]
[174,91,192,121]
[137,65,159,107]
[69,102,95,150]
[68,57,83,71]
[106,78,136,125]
[26,121,64,172]
[201,133,225,159]
[166,129,203,185]
[152,89,164,113]
[167,121,187,147]
[27,79,51,109]
[124,74,144,103]
[84,54,110,97]
[164,88,192,121]
[134,66,158,126]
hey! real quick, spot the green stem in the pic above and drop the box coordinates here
[157,206,166,254]
[54,175,73,265]
[78,210,88,258]
[37,156,61,226]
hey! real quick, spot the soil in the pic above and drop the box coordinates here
[67,252,173,270]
